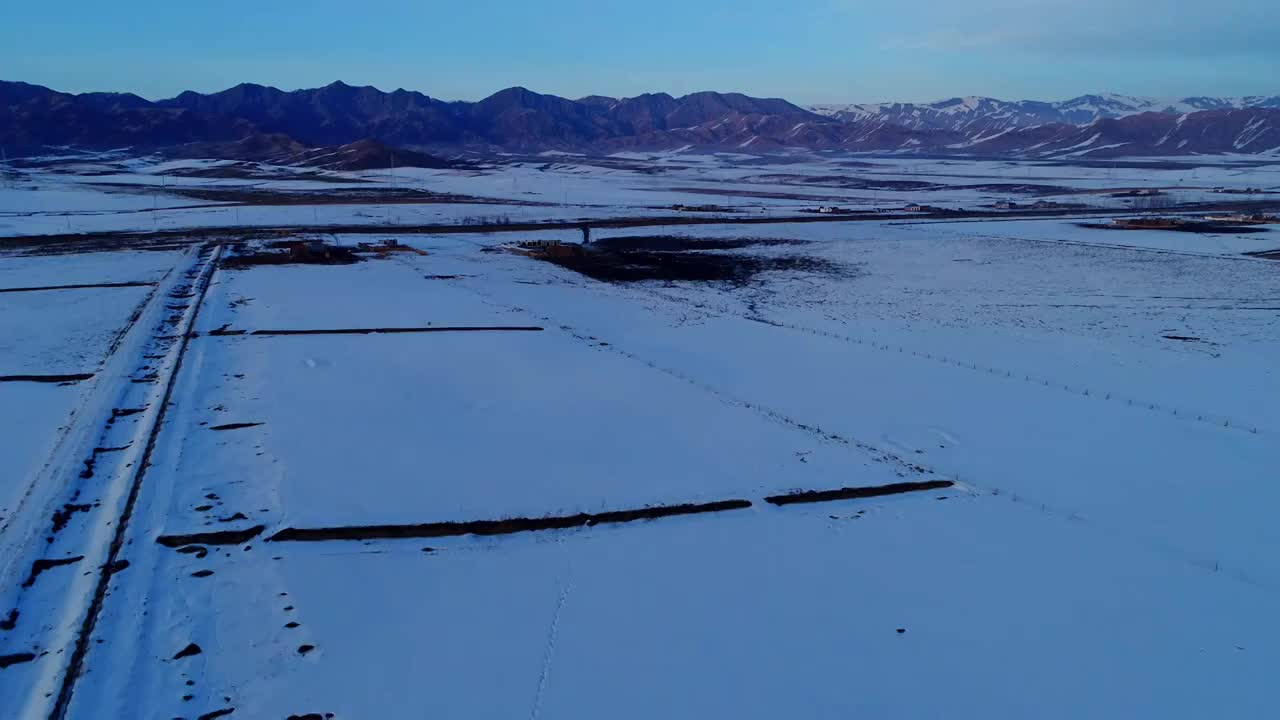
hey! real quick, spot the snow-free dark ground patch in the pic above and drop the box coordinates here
[527,236,845,284]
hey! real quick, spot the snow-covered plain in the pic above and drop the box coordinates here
[2,151,1278,237]
[0,154,1277,719]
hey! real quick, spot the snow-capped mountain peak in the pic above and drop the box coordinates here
[811,94,1280,134]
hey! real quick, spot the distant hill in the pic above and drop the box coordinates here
[0,80,254,149]
[3,80,1279,159]
[960,108,1280,158]
[810,93,1280,134]
[288,139,459,171]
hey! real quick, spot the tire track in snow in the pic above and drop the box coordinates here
[890,221,1273,263]
[747,315,1268,437]
[634,277,1268,437]
[529,573,572,720]
[48,244,223,720]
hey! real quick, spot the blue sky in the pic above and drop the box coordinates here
[3,0,1278,102]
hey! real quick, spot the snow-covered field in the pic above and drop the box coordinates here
[0,250,182,527]
[0,383,84,525]
[0,286,156,375]
[2,151,1278,238]
[0,155,1278,719]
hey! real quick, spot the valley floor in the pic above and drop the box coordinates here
[0,156,1278,719]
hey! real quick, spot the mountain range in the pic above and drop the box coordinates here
[809,93,1280,134]
[3,80,1279,161]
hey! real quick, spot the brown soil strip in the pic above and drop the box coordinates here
[0,653,37,670]
[0,608,18,631]
[765,480,954,507]
[197,709,236,720]
[664,185,875,202]
[157,184,514,207]
[200,326,544,338]
[21,556,84,588]
[590,235,805,252]
[156,164,371,182]
[157,526,265,548]
[209,422,264,431]
[269,499,753,543]
[0,374,94,384]
[1077,221,1267,234]
[0,281,156,294]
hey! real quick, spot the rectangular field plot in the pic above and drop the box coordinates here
[148,326,913,532]
[196,256,536,333]
[0,249,179,287]
[0,284,155,375]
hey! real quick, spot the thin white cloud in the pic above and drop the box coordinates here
[846,0,1280,59]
